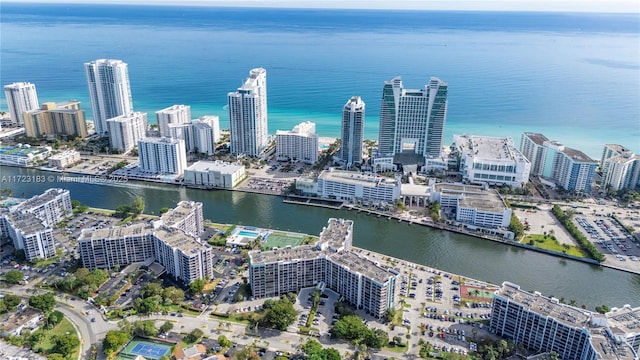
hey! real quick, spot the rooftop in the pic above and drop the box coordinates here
[604,144,632,154]
[161,201,201,228]
[11,188,68,212]
[319,169,399,187]
[80,222,150,240]
[457,190,508,213]
[319,218,353,252]
[329,250,393,284]
[139,136,183,145]
[523,132,549,146]
[455,134,528,163]
[49,150,80,160]
[154,227,208,255]
[433,182,487,194]
[561,147,596,163]
[6,212,47,234]
[0,145,49,157]
[0,308,42,333]
[185,160,244,174]
[607,305,640,337]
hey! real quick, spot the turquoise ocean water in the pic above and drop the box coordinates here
[1,3,638,158]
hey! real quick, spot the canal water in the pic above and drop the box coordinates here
[1,166,637,308]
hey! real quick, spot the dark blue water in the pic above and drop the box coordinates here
[1,3,639,157]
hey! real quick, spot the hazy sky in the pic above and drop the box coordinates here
[9,0,640,13]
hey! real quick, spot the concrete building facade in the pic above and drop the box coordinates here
[249,218,397,318]
[157,104,191,138]
[228,68,268,156]
[430,183,512,229]
[453,134,531,188]
[106,112,147,153]
[183,160,246,189]
[600,145,640,192]
[297,168,401,204]
[24,101,88,139]
[48,150,81,169]
[85,59,134,137]
[4,82,39,126]
[275,121,319,164]
[138,137,187,175]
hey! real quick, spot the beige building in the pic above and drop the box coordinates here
[23,101,88,139]
[48,150,81,169]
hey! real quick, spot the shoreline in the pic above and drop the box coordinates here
[4,162,640,276]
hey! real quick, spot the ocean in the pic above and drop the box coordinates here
[1,3,639,158]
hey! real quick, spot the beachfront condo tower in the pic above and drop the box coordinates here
[85,59,134,137]
[138,137,188,175]
[340,96,365,168]
[106,112,147,154]
[228,68,268,157]
[377,76,448,160]
[4,82,40,126]
[156,104,191,138]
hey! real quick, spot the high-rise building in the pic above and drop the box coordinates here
[378,76,448,159]
[191,117,220,155]
[85,59,134,137]
[138,137,187,175]
[600,144,640,192]
[228,68,268,156]
[276,121,319,164]
[156,104,191,138]
[106,112,147,153]
[23,101,88,139]
[520,132,598,193]
[340,96,365,167]
[4,82,39,126]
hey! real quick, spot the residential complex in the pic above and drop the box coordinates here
[24,101,88,139]
[157,104,191,138]
[0,189,71,261]
[191,116,221,155]
[430,183,512,230]
[183,160,246,189]
[4,82,39,126]
[78,201,213,284]
[520,132,597,193]
[85,59,134,137]
[377,76,448,160]
[340,96,365,167]
[138,137,187,175]
[48,150,81,169]
[249,218,398,318]
[228,68,268,157]
[489,282,639,360]
[600,144,640,192]
[0,145,51,167]
[296,168,401,204]
[275,121,319,164]
[453,134,531,188]
[106,112,147,153]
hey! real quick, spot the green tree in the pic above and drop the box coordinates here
[324,348,341,360]
[159,207,170,214]
[261,297,297,331]
[29,293,56,313]
[184,328,204,344]
[331,315,369,341]
[132,196,145,215]
[45,310,64,329]
[133,320,158,337]
[159,321,174,334]
[162,286,184,305]
[47,354,65,360]
[189,279,206,295]
[595,304,610,314]
[218,334,232,348]
[4,270,24,284]
[51,333,80,357]
[383,308,396,323]
[103,330,131,355]
[3,294,22,310]
[133,296,159,315]
[141,282,163,298]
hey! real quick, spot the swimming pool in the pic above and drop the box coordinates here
[238,230,260,238]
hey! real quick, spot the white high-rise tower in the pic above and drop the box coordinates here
[85,59,134,137]
[228,68,268,156]
[4,82,40,126]
[156,104,191,138]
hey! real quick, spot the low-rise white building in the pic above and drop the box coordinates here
[453,134,530,188]
[297,168,401,204]
[183,160,246,189]
[275,121,319,164]
[0,144,51,167]
[48,150,81,169]
[431,183,512,229]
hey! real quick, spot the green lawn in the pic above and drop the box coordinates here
[522,234,588,258]
[35,318,79,360]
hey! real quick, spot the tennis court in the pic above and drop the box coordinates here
[262,232,305,249]
[118,338,172,360]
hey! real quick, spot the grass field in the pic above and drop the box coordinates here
[35,318,79,360]
[523,234,587,258]
[262,232,304,250]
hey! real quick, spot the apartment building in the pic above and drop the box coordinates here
[453,134,530,188]
[228,68,268,156]
[4,82,39,126]
[48,150,81,169]
[430,183,512,229]
[600,145,640,192]
[3,212,56,261]
[78,201,212,284]
[10,188,72,227]
[138,137,187,175]
[275,121,319,164]
[520,132,597,193]
[249,218,397,318]
[24,101,88,139]
[489,282,638,360]
[106,112,147,153]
